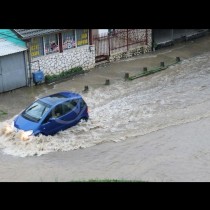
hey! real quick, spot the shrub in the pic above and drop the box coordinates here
[45,66,84,83]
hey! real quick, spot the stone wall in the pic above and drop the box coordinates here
[110,46,146,62]
[115,29,148,42]
[31,45,95,75]
[109,29,152,62]
[147,29,152,49]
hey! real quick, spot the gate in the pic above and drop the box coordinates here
[93,33,110,63]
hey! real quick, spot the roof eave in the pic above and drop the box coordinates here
[13,29,69,40]
[12,29,23,39]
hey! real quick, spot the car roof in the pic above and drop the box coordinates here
[39,91,82,106]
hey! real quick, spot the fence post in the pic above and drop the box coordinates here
[108,33,111,56]
[146,29,148,45]
[127,29,129,51]
[83,85,89,92]
[105,79,110,85]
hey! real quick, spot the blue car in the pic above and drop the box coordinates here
[13,91,89,138]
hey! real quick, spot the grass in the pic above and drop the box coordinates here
[128,59,181,81]
[45,66,84,83]
[0,110,8,117]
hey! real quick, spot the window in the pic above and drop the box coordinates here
[22,100,51,122]
[62,30,76,50]
[30,37,44,58]
[52,104,63,118]
[76,29,89,47]
[44,34,59,55]
[62,99,79,115]
[42,112,52,124]
[71,99,79,106]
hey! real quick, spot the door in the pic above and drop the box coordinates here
[58,99,80,130]
[0,52,27,92]
[93,34,110,63]
[40,104,63,135]
[153,29,173,46]
[40,100,80,135]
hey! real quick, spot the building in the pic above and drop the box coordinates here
[92,29,209,63]
[152,29,209,50]
[93,29,152,62]
[0,30,28,93]
[1,29,208,92]
[13,29,95,85]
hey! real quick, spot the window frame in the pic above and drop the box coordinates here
[29,29,90,58]
[76,29,89,47]
[30,37,44,58]
[43,33,59,55]
[62,30,76,51]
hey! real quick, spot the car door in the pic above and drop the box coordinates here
[59,99,80,130]
[40,100,80,135]
[39,104,64,135]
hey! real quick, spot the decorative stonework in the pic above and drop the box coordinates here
[31,45,95,75]
[146,29,152,49]
[114,29,151,45]
[109,29,152,62]
[30,30,152,76]
[110,45,152,62]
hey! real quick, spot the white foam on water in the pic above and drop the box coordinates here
[1,51,210,157]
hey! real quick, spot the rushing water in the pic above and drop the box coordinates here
[1,51,210,158]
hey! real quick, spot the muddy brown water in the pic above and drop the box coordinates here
[1,35,210,181]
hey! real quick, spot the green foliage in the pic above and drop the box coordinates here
[128,58,181,81]
[0,110,7,117]
[45,66,84,83]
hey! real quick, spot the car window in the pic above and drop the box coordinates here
[22,100,51,122]
[71,99,79,107]
[62,101,72,115]
[52,104,63,118]
[42,112,52,124]
[62,99,79,115]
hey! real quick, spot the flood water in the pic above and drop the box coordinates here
[1,37,210,181]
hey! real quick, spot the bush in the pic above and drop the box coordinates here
[45,66,84,83]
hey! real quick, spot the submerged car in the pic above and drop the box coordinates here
[12,91,89,138]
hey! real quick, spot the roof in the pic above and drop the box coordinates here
[0,38,27,56]
[0,29,26,48]
[40,92,81,106]
[14,29,66,40]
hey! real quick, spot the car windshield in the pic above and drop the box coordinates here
[22,100,51,122]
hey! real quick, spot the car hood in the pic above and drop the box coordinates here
[14,115,39,132]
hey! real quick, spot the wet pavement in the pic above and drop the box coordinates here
[1,34,210,181]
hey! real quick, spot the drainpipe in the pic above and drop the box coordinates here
[26,40,32,87]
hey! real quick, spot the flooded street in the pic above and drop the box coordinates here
[1,36,210,181]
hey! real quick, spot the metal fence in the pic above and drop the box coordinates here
[93,29,148,62]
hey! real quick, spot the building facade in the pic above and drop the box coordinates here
[13,29,95,85]
[0,30,28,93]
